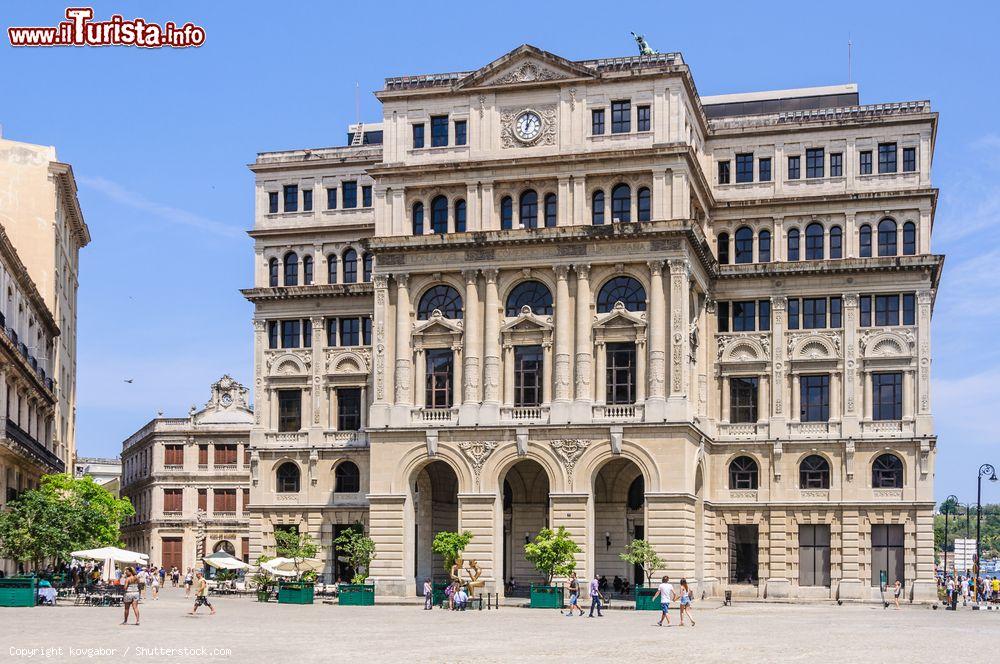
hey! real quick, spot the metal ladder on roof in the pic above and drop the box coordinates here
[351,123,364,146]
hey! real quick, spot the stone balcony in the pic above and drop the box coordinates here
[592,403,644,422]
[500,405,550,424]
[787,421,843,439]
[860,420,914,437]
[264,431,309,445]
[717,422,767,439]
[322,431,369,447]
[412,407,459,425]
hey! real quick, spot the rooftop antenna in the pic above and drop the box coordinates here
[848,34,853,83]
[355,82,360,125]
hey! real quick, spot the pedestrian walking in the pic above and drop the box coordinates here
[189,572,215,616]
[651,575,676,627]
[678,579,696,626]
[892,579,901,610]
[151,567,160,600]
[423,577,433,610]
[184,568,193,597]
[171,567,180,588]
[137,566,147,598]
[588,573,604,617]
[121,567,140,626]
[563,572,584,616]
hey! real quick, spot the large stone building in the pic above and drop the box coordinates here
[120,376,253,571]
[74,456,122,495]
[246,45,942,602]
[0,134,90,470]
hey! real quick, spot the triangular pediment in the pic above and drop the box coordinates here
[594,302,647,329]
[500,308,553,333]
[456,44,597,90]
[412,312,464,337]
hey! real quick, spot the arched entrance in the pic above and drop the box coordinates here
[413,460,458,593]
[502,459,550,594]
[593,458,645,596]
[213,540,236,556]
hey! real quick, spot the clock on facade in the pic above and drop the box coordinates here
[514,110,543,142]
[221,393,233,406]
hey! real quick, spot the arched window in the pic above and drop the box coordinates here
[362,253,373,282]
[758,230,772,262]
[597,276,646,313]
[500,196,513,230]
[302,255,313,285]
[805,223,824,260]
[611,184,631,222]
[799,455,830,489]
[734,227,753,264]
[334,461,361,493]
[787,228,801,261]
[268,258,279,287]
[878,218,897,256]
[342,249,358,283]
[454,199,467,233]
[276,462,300,493]
[637,187,651,222]
[872,454,904,488]
[717,232,730,264]
[431,195,448,234]
[283,252,299,286]
[327,255,338,284]
[592,190,605,225]
[544,193,557,228]
[412,202,424,235]
[520,190,538,229]
[729,456,759,490]
[859,224,872,257]
[830,225,843,259]
[418,285,463,320]
[902,222,916,255]
[505,280,554,316]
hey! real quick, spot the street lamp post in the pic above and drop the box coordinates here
[943,494,958,576]
[975,464,998,602]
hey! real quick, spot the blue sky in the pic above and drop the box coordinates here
[1,0,997,503]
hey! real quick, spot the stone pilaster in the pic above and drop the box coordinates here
[769,296,787,438]
[841,293,860,437]
[645,259,667,421]
[460,269,481,425]
[370,274,391,426]
[666,259,690,420]
[392,273,412,423]
[551,265,573,424]
[480,269,501,424]
[572,263,593,422]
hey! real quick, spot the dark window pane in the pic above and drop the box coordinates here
[806,148,825,178]
[902,293,915,326]
[337,389,362,432]
[362,185,372,208]
[342,181,357,208]
[363,316,372,345]
[788,298,800,330]
[342,249,357,283]
[788,155,800,179]
[787,228,800,261]
[875,294,900,326]
[326,318,337,346]
[412,123,424,149]
[268,321,278,349]
[729,456,758,490]
[283,252,298,286]
[454,120,467,146]
[902,222,916,255]
[302,318,312,348]
[860,295,872,327]
[734,227,753,263]
[736,154,754,183]
[283,185,298,212]
[879,142,897,174]
[592,191,605,225]
[606,342,636,404]
[830,226,843,259]
[637,105,651,132]
[802,298,827,329]
[327,187,337,210]
[506,280,553,316]
[501,197,513,229]
[873,372,903,420]
[830,297,842,328]
[732,301,756,332]
[637,188,651,222]
[830,153,843,177]
[591,109,605,135]
[303,256,313,285]
[425,349,454,408]
[611,184,631,222]
[872,454,903,489]
[758,230,771,262]
[611,100,630,133]
[340,317,360,346]
[758,300,771,331]
[800,375,830,422]
[717,301,730,333]
[418,285,463,319]
[718,232,730,264]
[859,224,872,257]
[519,190,538,229]
[277,391,301,433]
[455,200,467,233]
[431,196,448,233]
[597,276,646,313]
[268,191,279,214]
[759,157,772,182]
[335,460,361,492]
[718,160,731,185]
[302,188,313,212]
[514,345,543,407]
[805,223,824,260]
[431,115,448,147]
[268,258,279,287]
[281,320,300,348]
[859,150,873,175]
[730,377,759,423]
[412,203,424,235]
[799,454,830,489]
[878,218,897,256]
[902,147,916,172]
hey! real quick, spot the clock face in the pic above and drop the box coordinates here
[515,110,542,142]
[221,393,233,406]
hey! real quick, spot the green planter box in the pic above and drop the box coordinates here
[278,582,314,604]
[256,589,271,603]
[0,577,37,607]
[529,584,563,609]
[635,587,660,611]
[339,583,375,606]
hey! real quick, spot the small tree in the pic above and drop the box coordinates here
[251,554,274,590]
[524,527,580,585]
[619,539,665,587]
[334,524,376,584]
[431,530,473,572]
[274,528,320,580]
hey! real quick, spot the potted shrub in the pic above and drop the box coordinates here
[524,527,579,609]
[252,556,274,602]
[275,530,320,605]
[620,539,665,610]
[335,523,376,606]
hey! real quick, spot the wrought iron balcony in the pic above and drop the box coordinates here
[4,418,64,473]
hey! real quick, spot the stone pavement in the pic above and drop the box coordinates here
[3,585,999,664]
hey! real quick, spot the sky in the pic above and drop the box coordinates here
[1,0,998,504]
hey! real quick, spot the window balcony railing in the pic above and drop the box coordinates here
[726,489,759,502]
[214,464,238,472]
[501,405,550,423]
[592,403,643,422]
[212,511,238,520]
[861,420,908,436]
[162,511,182,519]
[163,464,184,471]
[717,422,765,438]
[323,431,369,447]
[4,418,64,473]
[264,431,309,444]
[412,407,458,424]
[788,421,841,438]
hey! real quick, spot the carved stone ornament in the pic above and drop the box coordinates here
[500,104,557,148]
[459,440,499,490]
[550,439,591,489]
[490,62,568,85]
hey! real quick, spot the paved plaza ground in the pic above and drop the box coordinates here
[4,586,1000,663]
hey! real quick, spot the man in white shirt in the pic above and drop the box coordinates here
[455,587,468,611]
[651,575,676,626]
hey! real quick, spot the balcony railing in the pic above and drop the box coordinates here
[412,407,458,424]
[162,511,182,519]
[501,405,550,423]
[592,403,643,422]
[264,431,309,444]
[323,431,369,446]
[717,422,765,438]
[212,511,238,520]
[214,464,238,471]
[4,419,64,473]
[788,421,841,438]
[861,420,909,436]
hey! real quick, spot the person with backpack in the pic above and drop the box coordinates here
[678,578,696,626]
[651,575,676,627]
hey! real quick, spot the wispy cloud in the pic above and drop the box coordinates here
[78,175,244,239]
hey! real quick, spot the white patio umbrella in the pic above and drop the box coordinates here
[71,546,149,581]
[203,551,251,571]
[260,557,324,578]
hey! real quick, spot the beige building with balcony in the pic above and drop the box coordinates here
[120,376,252,571]
[246,45,942,602]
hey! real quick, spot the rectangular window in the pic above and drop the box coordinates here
[606,342,636,404]
[342,181,358,208]
[337,387,362,431]
[591,109,605,135]
[197,489,207,512]
[281,320,300,349]
[611,100,631,133]
[326,187,337,210]
[902,147,916,172]
[871,524,905,587]
[872,372,903,421]
[163,488,182,513]
[830,297,842,328]
[860,295,872,327]
[302,318,312,348]
[198,445,208,467]
[454,120,467,146]
[787,298,800,330]
[242,489,250,515]
[859,150,873,175]
[514,345,543,408]
[802,298,827,329]
[800,374,830,422]
[758,300,771,332]
[430,115,449,147]
[302,188,313,212]
[243,446,250,466]
[362,185,372,208]
[268,191,279,214]
[278,389,302,432]
[758,157,772,182]
[326,318,337,346]
[875,295,900,326]
[637,105,651,132]
[902,293,915,326]
[735,153,754,183]
[412,123,424,149]
[830,153,843,177]
[878,142,897,173]
[730,377,759,424]
[732,301,756,332]
[800,525,832,587]
[340,318,360,346]
[717,301,730,333]
[788,155,801,180]
[283,185,298,212]
[806,148,825,178]
[718,160,731,185]
[214,444,237,466]
[362,317,373,345]
[214,489,236,514]
[164,444,184,467]
[425,349,454,408]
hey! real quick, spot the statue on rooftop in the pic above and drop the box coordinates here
[631,32,656,56]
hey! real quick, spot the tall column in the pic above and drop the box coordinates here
[392,273,412,423]
[666,259,691,420]
[572,264,593,422]
[460,269,481,425]
[480,269,501,424]
[551,265,573,423]
[915,290,933,435]
[720,375,731,423]
[481,183,495,230]
[370,274,392,426]
[841,293,860,437]
[646,260,667,421]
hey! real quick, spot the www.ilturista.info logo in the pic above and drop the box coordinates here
[7,7,205,48]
